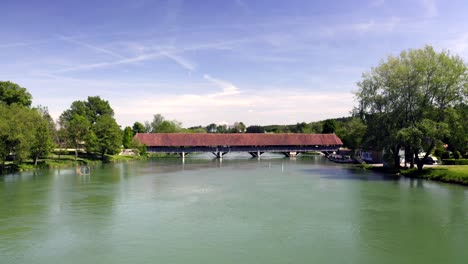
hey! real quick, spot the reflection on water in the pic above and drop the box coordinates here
[1,155,467,264]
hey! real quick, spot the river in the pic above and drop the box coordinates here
[1,154,467,263]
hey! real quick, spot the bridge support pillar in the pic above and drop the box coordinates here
[249,151,264,159]
[282,152,297,158]
[212,152,227,159]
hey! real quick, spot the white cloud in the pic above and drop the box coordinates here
[203,74,241,97]
[110,87,354,127]
[161,51,196,71]
[58,35,125,59]
[351,17,401,33]
[54,51,165,73]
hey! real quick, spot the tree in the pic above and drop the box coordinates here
[206,123,217,133]
[132,122,145,134]
[29,107,55,165]
[0,104,54,168]
[295,122,312,133]
[60,96,113,125]
[230,122,246,133]
[90,115,122,159]
[59,96,119,160]
[445,103,468,156]
[0,104,33,167]
[246,125,265,133]
[150,114,165,132]
[144,121,152,133]
[356,46,468,170]
[122,126,134,149]
[62,114,90,160]
[322,119,336,133]
[335,118,367,153]
[216,124,228,133]
[0,81,32,107]
[155,120,180,133]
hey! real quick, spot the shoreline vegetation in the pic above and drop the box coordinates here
[0,153,148,175]
[360,164,468,186]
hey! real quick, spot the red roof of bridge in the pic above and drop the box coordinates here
[134,133,342,147]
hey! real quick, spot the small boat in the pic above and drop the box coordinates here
[328,154,355,163]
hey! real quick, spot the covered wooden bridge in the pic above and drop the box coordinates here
[134,133,342,158]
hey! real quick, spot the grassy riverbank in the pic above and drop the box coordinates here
[1,154,146,175]
[361,164,468,185]
[400,165,468,185]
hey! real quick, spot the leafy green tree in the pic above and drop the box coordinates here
[144,121,152,133]
[185,126,207,133]
[130,138,147,156]
[356,46,468,170]
[122,126,134,148]
[0,81,32,107]
[0,104,49,167]
[216,124,228,133]
[150,114,165,132]
[28,107,56,166]
[445,103,468,156]
[309,122,322,133]
[335,118,367,153]
[62,114,90,160]
[230,122,246,133]
[246,125,265,133]
[155,120,180,133]
[206,123,217,133]
[59,96,120,160]
[60,96,113,125]
[295,122,313,133]
[90,115,122,159]
[322,119,337,133]
[132,122,145,134]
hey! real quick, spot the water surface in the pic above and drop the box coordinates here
[1,155,467,263]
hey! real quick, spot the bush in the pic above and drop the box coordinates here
[441,151,451,159]
[442,159,468,165]
[454,151,462,159]
[433,148,444,159]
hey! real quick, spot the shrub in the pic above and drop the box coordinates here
[442,159,468,165]
[441,151,451,159]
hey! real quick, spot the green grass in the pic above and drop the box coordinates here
[400,165,468,185]
[106,154,146,162]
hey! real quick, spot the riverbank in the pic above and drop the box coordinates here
[0,154,147,175]
[362,164,468,186]
[400,165,468,185]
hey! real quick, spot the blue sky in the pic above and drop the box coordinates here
[1,0,468,127]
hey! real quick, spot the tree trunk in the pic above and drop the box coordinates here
[393,145,400,169]
[34,156,38,167]
[409,151,414,169]
[417,161,424,172]
[75,145,78,161]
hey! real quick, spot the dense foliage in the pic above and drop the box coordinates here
[355,46,468,170]
[59,96,122,160]
[0,84,54,172]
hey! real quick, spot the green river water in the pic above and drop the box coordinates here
[1,155,467,263]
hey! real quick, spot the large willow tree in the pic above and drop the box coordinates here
[356,46,468,171]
